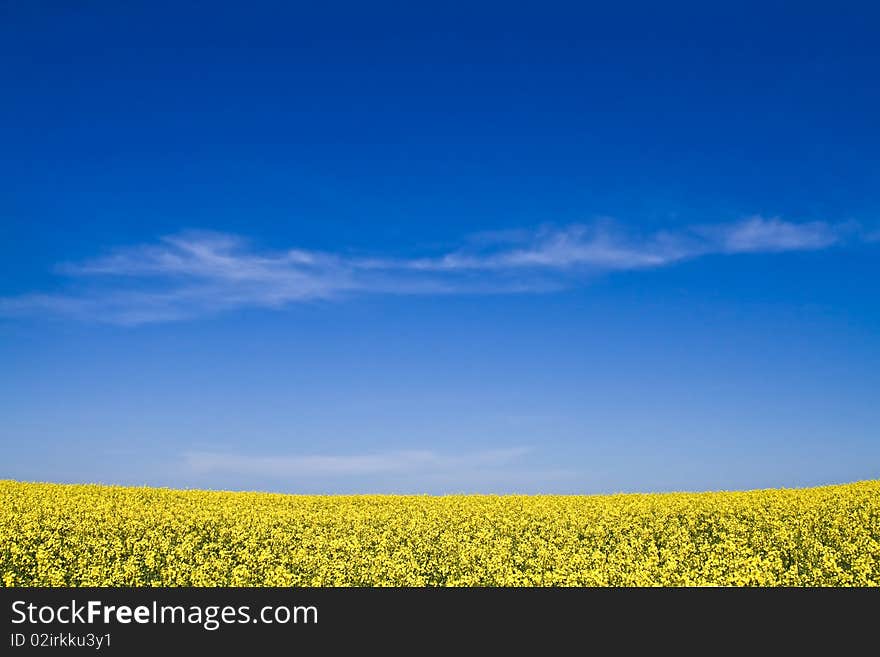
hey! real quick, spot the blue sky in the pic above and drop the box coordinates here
[1,1,879,493]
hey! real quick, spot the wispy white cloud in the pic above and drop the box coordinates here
[695,216,841,253]
[0,216,856,324]
[401,222,692,271]
[178,446,576,493]
[183,447,531,478]
[404,216,846,271]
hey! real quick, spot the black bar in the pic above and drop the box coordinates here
[1,587,877,652]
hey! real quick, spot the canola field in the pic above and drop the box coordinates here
[1,479,879,586]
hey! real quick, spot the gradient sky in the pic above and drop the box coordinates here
[1,1,879,493]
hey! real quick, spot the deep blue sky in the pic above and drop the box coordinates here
[1,1,878,493]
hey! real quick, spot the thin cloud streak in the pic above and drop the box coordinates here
[0,216,856,324]
[184,447,531,478]
[699,216,841,254]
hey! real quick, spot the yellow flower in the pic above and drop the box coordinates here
[1,480,878,587]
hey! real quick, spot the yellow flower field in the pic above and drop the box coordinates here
[1,479,878,586]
